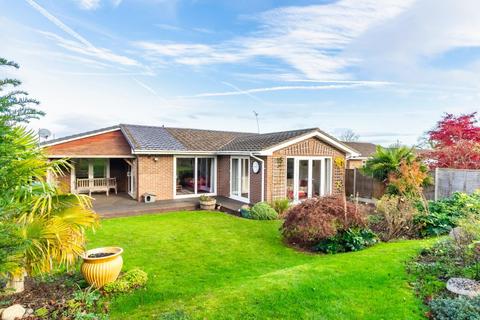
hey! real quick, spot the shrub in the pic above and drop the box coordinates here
[429,296,480,320]
[271,199,290,216]
[282,196,368,249]
[313,228,377,254]
[103,268,148,294]
[240,205,251,218]
[373,195,420,241]
[416,191,480,237]
[249,202,278,220]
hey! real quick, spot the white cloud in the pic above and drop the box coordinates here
[25,0,139,67]
[135,0,415,79]
[74,0,101,10]
[186,82,390,98]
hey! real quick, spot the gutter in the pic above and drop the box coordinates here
[250,153,265,202]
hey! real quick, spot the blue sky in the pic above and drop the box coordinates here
[1,0,479,145]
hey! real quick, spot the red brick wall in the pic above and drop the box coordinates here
[137,155,173,201]
[45,130,131,156]
[217,155,230,197]
[249,156,265,204]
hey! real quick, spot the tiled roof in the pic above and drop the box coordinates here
[42,123,357,155]
[120,124,186,151]
[343,142,377,157]
[219,128,318,151]
[165,127,252,151]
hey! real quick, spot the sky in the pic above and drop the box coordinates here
[1,0,480,145]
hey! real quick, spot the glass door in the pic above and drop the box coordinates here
[231,157,249,202]
[288,157,333,202]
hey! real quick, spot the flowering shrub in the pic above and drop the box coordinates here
[281,196,370,249]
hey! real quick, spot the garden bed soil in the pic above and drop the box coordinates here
[0,274,79,318]
[88,252,115,258]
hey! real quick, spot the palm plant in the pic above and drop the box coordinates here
[361,146,416,182]
[1,126,98,293]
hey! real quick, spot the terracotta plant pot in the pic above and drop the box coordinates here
[199,199,216,210]
[81,247,123,288]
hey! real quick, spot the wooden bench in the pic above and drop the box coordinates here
[76,178,117,196]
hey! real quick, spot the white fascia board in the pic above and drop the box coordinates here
[47,155,135,158]
[133,150,259,156]
[41,127,121,147]
[258,131,361,157]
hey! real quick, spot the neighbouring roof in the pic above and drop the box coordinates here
[343,142,377,158]
[42,124,360,156]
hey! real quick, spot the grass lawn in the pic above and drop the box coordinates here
[87,211,429,319]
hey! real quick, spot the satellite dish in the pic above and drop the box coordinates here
[38,128,51,140]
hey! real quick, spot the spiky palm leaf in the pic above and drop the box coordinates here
[361,146,415,182]
[20,185,99,275]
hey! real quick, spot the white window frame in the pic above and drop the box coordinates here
[230,156,250,203]
[286,156,333,202]
[173,155,217,199]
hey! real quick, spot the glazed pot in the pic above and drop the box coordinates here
[199,198,216,210]
[81,247,123,288]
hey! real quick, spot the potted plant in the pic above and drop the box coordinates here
[199,195,216,210]
[81,247,123,288]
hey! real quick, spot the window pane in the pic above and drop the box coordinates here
[74,159,89,179]
[197,158,214,194]
[232,159,240,196]
[286,158,294,200]
[298,160,309,200]
[241,159,249,198]
[324,158,332,195]
[93,159,106,178]
[176,158,195,195]
[312,160,321,197]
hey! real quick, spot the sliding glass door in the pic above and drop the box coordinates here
[175,156,216,197]
[285,157,333,202]
[231,157,249,202]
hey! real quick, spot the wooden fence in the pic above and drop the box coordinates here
[434,168,480,200]
[345,168,480,201]
[345,169,385,200]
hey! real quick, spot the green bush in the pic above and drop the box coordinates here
[313,228,377,254]
[240,205,251,219]
[249,202,278,220]
[416,191,480,237]
[430,296,480,320]
[0,222,25,278]
[103,268,148,294]
[270,199,290,216]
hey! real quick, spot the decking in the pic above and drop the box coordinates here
[91,193,246,218]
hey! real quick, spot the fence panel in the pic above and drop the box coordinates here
[345,169,385,200]
[435,168,480,200]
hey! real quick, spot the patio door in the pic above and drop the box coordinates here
[127,159,136,199]
[231,157,250,202]
[287,157,332,202]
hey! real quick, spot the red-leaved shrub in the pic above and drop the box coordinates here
[281,196,368,248]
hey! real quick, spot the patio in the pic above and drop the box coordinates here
[91,193,246,218]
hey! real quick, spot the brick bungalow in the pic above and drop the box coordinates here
[42,124,360,204]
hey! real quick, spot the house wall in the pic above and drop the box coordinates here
[249,156,265,204]
[136,155,174,201]
[56,168,72,193]
[217,155,230,197]
[347,159,366,169]
[44,130,132,157]
[265,137,346,202]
